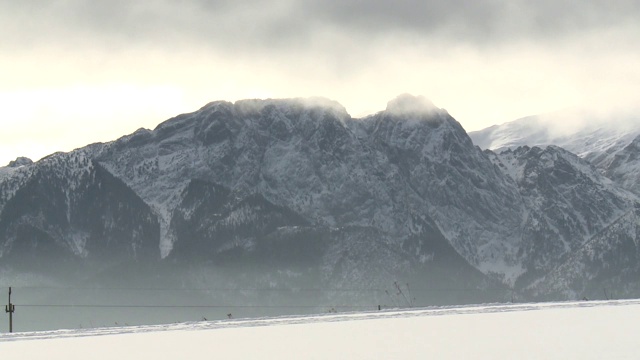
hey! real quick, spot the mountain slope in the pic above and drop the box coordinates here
[487,146,637,287]
[1,95,639,304]
[0,152,160,275]
[528,204,640,300]
[1,96,501,306]
[349,95,525,281]
[469,111,640,198]
[469,111,640,158]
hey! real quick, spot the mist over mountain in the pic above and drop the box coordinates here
[469,110,640,195]
[2,95,640,331]
[471,109,640,299]
[469,109,640,154]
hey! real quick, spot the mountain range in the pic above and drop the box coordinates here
[2,95,640,313]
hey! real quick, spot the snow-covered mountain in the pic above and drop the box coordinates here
[1,95,639,306]
[487,146,638,288]
[469,110,640,196]
[470,109,640,298]
[527,204,640,300]
[469,110,640,157]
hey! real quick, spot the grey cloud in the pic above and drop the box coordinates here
[298,0,501,41]
[297,0,640,44]
[0,0,307,52]
[4,0,640,53]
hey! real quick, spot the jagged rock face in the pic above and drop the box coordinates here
[469,113,640,298]
[7,157,33,168]
[1,95,639,301]
[0,96,494,300]
[489,146,635,285]
[168,179,311,262]
[469,115,640,197]
[97,98,406,254]
[349,101,525,280]
[596,135,640,196]
[527,204,640,300]
[0,153,160,272]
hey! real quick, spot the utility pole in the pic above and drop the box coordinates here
[5,287,15,333]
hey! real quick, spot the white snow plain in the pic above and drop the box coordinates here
[1,300,639,359]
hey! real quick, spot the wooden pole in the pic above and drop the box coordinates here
[5,287,14,333]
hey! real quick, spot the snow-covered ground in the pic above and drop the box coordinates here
[1,300,639,359]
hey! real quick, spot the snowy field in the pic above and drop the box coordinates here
[1,300,639,359]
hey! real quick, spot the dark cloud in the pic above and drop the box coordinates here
[1,0,307,52]
[3,0,640,53]
[297,0,640,44]
[298,0,502,41]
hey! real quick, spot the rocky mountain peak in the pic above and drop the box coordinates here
[7,157,33,168]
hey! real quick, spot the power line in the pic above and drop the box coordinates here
[18,304,380,309]
[3,285,513,292]
[6,286,383,292]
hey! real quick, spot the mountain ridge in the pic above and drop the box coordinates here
[2,95,639,304]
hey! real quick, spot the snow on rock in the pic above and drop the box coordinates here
[489,145,638,280]
[6,157,33,168]
[1,95,640,300]
[469,111,640,198]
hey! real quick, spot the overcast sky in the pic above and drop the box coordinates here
[1,0,639,165]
